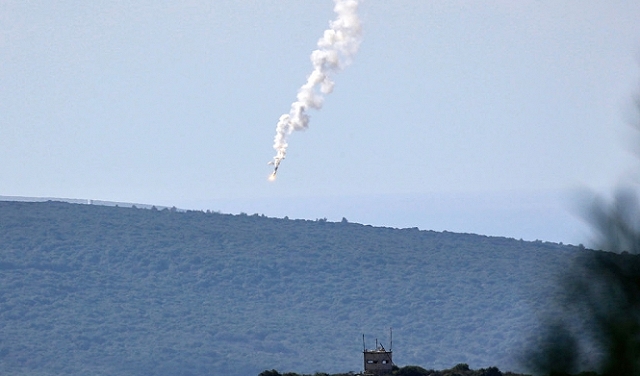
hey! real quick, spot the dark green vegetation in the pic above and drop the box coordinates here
[260,363,530,376]
[258,363,611,376]
[0,200,587,375]
[526,190,640,376]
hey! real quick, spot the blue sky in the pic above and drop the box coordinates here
[2,1,640,244]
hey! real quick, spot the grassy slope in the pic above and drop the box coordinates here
[0,201,580,375]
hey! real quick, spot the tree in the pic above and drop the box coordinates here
[394,365,430,376]
[524,87,640,375]
[259,370,282,376]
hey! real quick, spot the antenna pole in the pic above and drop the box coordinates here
[390,327,393,351]
[362,334,366,352]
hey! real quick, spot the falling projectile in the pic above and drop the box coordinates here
[268,0,362,177]
[268,158,282,181]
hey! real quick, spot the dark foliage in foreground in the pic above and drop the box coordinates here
[525,190,640,375]
[261,363,611,376]
[259,363,529,376]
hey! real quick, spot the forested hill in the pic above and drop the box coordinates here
[0,200,584,376]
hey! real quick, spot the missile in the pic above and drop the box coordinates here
[268,158,283,180]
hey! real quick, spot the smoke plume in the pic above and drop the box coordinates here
[269,0,362,178]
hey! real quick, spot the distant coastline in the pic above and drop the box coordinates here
[0,195,172,211]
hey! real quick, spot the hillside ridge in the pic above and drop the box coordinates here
[0,200,583,375]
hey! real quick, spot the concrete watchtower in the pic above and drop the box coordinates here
[362,331,393,376]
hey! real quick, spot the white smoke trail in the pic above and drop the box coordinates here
[269,0,362,179]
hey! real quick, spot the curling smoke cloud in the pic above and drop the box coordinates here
[269,0,362,175]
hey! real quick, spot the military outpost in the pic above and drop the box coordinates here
[361,330,394,376]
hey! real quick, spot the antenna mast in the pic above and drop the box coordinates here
[390,327,393,351]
